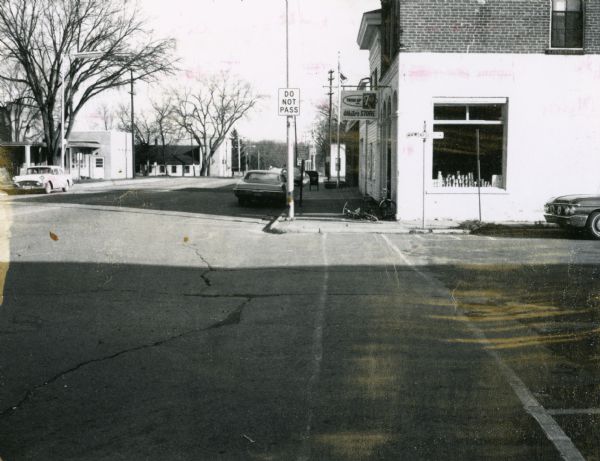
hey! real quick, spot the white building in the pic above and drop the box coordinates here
[357,1,600,222]
[67,130,132,180]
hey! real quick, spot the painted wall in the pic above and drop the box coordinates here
[109,131,131,179]
[69,131,132,179]
[211,137,233,177]
[148,163,202,177]
[395,52,600,221]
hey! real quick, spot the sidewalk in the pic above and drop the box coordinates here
[271,183,561,236]
[272,184,467,234]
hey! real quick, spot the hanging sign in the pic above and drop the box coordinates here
[340,91,378,120]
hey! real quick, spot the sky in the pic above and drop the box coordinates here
[77,0,381,143]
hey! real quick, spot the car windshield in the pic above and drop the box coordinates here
[244,172,281,184]
[26,167,52,175]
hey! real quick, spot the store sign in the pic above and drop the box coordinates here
[278,88,300,116]
[340,91,377,120]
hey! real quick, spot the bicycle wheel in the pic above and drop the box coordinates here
[362,212,379,222]
[379,199,397,220]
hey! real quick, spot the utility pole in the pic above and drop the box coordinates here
[336,52,342,188]
[285,0,294,219]
[130,69,135,179]
[327,70,334,180]
[237,135,241,175]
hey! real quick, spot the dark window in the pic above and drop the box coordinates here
[171,165,177,174]
[381,0,400,76]
[552,0,583,48]
[433,103,506,189]
[468,104,503,121]
[434,105,467,121]
[184,165,190,173]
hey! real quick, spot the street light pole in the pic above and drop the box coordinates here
[60,65,65,170]
[130,68,135,178]
[285,0,295,219]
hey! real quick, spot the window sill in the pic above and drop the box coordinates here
[545,48,584,55]
[426,187,508,195]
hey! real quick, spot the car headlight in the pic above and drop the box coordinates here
[565,205,579,215]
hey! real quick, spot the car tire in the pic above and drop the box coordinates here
[586,211,600,239]
[44,182,53,194]
[62,181,70,192]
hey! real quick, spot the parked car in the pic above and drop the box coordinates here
[233,170,286,205]
[281,167,310,187]
[544,194,600,239]
[13,166,73,194]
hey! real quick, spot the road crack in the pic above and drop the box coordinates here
[0,298,251,418]
[189,245,214,287]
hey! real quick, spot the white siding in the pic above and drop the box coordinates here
[395,53,600,221]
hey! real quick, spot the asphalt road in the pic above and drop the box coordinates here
[0,183,599,460]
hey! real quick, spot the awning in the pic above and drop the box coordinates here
[66,140,101,149]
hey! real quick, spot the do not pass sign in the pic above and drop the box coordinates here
[278,88,300,116]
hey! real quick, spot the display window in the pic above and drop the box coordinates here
[432,102,507,189]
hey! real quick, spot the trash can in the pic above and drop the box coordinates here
[306,170,319,191]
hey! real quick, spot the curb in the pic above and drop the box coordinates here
[263,211,286,234]
[263,216,561,236]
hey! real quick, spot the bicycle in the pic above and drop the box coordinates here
[378,196,397,220]
[377,189,397,220]
[342,202,379,222]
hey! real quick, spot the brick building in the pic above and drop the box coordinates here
[357,0,600,221]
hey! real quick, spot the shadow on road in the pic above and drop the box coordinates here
[0,259,598,460]
[471,224,593,240]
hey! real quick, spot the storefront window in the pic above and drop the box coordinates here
[432,103,506,189]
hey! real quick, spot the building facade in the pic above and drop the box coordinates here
[139,138,233,178]
[67,131,132,180]
[358,0,600,221]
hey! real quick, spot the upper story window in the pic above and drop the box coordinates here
[371,68,378,89]
[381,0,400,76]
[551,0,583,48]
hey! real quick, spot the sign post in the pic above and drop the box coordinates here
[407,123,444,229]
[279,87,300,218]
[278,88,300,116]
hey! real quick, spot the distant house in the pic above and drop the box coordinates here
[137,138,233,177]
[0,142,47,178]
[1,130,131,180]
[67,131,132,180]
[136,145,200,177]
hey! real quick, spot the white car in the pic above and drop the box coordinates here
[13,166,73,194]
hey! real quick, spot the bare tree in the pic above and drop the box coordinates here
[150,97,180,172]
[0,0,176,165]
[115,103,156,147]
[173,73,260,176]
[91,103,114,131]
[0,64,41,142]
[115,95,180,173]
